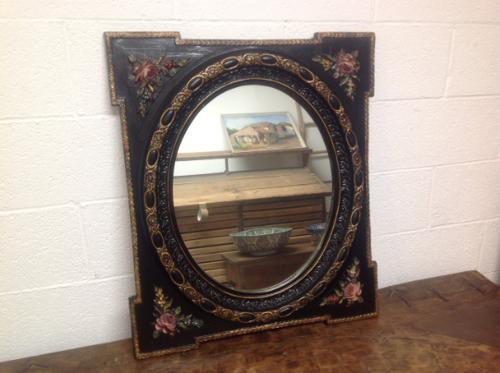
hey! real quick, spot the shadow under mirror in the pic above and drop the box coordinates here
[173,84,333,292]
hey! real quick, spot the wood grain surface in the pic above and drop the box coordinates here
[223,245,315,289]
[176,147,312,161]
[2,271,499,372]
[175,175,328,284]
[173,167,330,207]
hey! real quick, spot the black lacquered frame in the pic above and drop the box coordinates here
[105,32,377,359]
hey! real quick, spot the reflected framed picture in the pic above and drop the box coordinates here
[222,112,306,152]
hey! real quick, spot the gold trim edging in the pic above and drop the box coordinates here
[130,297,378,360]
[105,32,375,104]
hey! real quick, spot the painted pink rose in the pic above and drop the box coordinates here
[133,60,159,85]
[336,50,359,77]
[163,58,179,70]
[155,313,177,335]
[326,295,339,304]
[343,282,362,302]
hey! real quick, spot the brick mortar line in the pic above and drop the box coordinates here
[371,158,500,176]
[2,95,500,124]
[429,217,500,230]
[0,18,499,26]
[0,156,495,215]
[0,203,78,215]
[0,274,134,298]
[0,225,496,297]
[373,218,497,239]
[372,20,500,26]
[483,270,500,277]
[427,167,437,229]
[62,20,80,118]
[475,222,488,273]
[372,94,500,103]
[0,114,114,124]
[0,198,128,215]
[444,26,457,96]
[370,0,378,22]
[0,164,496,214]
[0,17,372,23]
[76,203,94,281]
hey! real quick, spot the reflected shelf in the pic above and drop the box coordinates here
[173,167,331,208]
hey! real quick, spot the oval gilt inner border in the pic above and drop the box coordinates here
[143,52,364,323]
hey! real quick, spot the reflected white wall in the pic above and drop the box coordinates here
[178,85,302,153]
[175,84,331,183]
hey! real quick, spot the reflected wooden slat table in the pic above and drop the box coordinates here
[173,167,329,284]
[2,271,499,372]
[223,245,315,289]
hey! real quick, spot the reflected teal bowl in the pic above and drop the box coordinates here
[230,227,292,256]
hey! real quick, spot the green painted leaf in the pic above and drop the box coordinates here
[165,297,173,309]
[156,304,165,313]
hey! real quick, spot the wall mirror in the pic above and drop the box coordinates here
[106,32,376,359]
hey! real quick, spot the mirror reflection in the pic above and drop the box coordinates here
[173,85,332,292]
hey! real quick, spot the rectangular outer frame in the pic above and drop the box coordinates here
[105,32,377,359]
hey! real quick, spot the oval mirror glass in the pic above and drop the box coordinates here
[173,84,333,292]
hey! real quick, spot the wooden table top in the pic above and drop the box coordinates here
[173,167,330,207]
[222,244,315,264]
[2,271,499,372]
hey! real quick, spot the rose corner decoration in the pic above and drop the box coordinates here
[313,49,360,101]
[321,257,363,307]
[128,55,189,118]
[152,287,203,338]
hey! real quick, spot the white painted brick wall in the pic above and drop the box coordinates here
[447,25,500,96]
[374,24,452,100]
[1,0,499,362]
